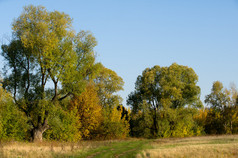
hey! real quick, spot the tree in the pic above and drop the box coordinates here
[95,65,124,108]
[129,101,153,138]
[70,83,102,139]
[127,63,202,137]
[205,81,230,110]
[205,81,238,134]
[96,105,130,139]
[91,65,129,139]
[1,5,99,142]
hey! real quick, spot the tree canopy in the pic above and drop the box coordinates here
[127,63,202,137]
[128,63,202,110]
[1,5,100,142]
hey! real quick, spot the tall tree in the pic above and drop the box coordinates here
[205,81,238,134]
[205,81,230,110]
[92,65,128,139]
[127,63,202,137]
[1,5,99,141]
[95,65,124,108]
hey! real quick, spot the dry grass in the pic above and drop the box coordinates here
[0,139,124,158]
[137,135,238,158]
[0,135,237,158]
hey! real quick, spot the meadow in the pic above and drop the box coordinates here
[0,135,237,158]
[138,135,238,158]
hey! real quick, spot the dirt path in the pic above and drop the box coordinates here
[83,140,150,158]
[86,148,114,158]
[114,148,137,158]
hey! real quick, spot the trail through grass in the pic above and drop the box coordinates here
[1,135,237,158]
[60,139,151,158]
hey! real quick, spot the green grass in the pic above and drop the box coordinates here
[55,139,152,158]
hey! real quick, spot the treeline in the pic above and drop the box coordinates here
[0,5,237,142]
[128,64,238,138]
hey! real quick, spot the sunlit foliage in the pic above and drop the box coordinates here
[205,81,238,134]
[0,83,29,140]
[1,5,100,141]
[70,83,102,139]
[128,63,203,138]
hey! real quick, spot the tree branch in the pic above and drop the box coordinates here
[58,92,71,101]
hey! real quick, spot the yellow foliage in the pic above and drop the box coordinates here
[70,83,102,138]
[193,108,208,127]
[110,106,122,122]
[0,83,12,104]
[96,105,130,139]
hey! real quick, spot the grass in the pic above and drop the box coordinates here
[0,139,151,158]
[137,135,238,158]
[75,139,151,158]
[0,135,237,158]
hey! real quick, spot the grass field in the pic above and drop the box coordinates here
[138,135,238,158]
[0,135,237,158]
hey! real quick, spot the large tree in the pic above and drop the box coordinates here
[1,5,99,141]
[127,63,202,137]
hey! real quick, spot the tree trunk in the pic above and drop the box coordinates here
[33,128,44,142]
[32,119,49,142]
[153,108,158,137]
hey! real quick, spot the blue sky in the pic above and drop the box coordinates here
[0,0,238,106]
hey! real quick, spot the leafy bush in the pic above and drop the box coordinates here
[0,84,29,140]
[44,102,81,141]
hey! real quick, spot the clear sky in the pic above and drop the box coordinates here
[0,0,238,107]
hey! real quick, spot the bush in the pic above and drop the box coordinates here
[0,85,29,140]
[44,103,81,141]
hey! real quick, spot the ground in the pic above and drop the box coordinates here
[0,135,237,158]
[138,135,238,158]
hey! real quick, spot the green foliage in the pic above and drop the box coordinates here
[205,81,230,110]
[129,101,153,138]
[0,84,29,140]
[205,81,238,134]
[204,108,224,134]
[95,65,124,108]
[128,63,202,138]
[95,106,130,139]
[1,5,130,142]
[1,5,100,141]
[85,65,128,140]
[158,108,202,137]
[3,4,233,142]
[128,63,201,110]
[44,102,81,141]
[130,105,203,138]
